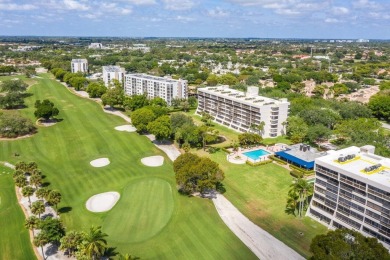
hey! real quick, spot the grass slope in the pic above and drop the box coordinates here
[0,165,36,260]
[205,152,327,257]
[0,75,255,259]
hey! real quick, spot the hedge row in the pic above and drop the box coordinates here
[221,146,233,154]
[290,170,304,178]
[268,155,288,165]
[246,159,273,167]
[289,164,315,175]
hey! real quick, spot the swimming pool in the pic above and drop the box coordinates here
[243,149,270,160]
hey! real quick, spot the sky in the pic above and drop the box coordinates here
[0,0,390,39]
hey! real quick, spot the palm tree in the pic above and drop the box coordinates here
[30,174,42,189]
[22,186,35,206]
[47,190,61,211]
[285,189,299,216]
[36,188,50,200]
[15,161,28,171]
[31,200,45,218]
[257,121,265,136]
[14,175,27,188]
[25,216,40,236]
[13,169,24,179]
[59,230,84,257]
[288,178,314,218]
[26,161,39,174]
[282,121,287,135]
[34,232,48,260]
[83,226,108,260]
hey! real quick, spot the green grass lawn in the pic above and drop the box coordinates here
[0,75,255,259]
[0,164,36,260]
[203,151,327,258]
[103,178,174,243]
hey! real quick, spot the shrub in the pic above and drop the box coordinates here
[268,155,288,165]
[221,147,232,154]
[289,164,315,175]
[290,170,304,178]
[246,159,272,167]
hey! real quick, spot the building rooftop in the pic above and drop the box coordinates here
[198,85,289,107]
[72,59,87,63]
[316,146,390,189]
[103,66,124,73]
[125,73,185,84]
[276,144,324,169]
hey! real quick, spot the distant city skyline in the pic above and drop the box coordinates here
[1,0,390,39]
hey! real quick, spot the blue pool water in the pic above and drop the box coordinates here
[243,149,270,160]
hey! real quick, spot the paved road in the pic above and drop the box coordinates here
[212,194,304,260]
[382,122,390,130]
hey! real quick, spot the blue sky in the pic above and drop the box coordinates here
[0,0,389,38]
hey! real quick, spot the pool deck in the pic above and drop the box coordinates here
[227,143,290,164]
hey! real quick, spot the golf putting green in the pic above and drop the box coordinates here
[102,178,174,243]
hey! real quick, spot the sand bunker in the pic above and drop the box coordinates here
[90,158,110,167]
[86,192,120,212]
[141,156,164,167]
[115,125,137,132]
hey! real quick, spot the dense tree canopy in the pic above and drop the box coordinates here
[147,115,171,141]
[34,99,59,120]
[1,79,27,92]
[368,91,390,122]
[131,107,157,133]
[0,92,25,109]
[124,94,149,111]
[0,112,36,138]
[38,217,65,244]
[101,83,125,108]
[238,132,263,147]
[173,153,224,194]
[310,229,390,260]
[86,82,106,98]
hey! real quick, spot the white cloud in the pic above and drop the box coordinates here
[275,9,300,15]
[207,7,230,18]
[163,0,195,10]
[0,3,37,11]
[353,0,382,10]
[124,0,156,5]
[368,12,390,20]
[175,15,195,22]
[325,18,339,23]
[332,7,349,15]
[63,0,89,11]
[229,0,275,6]
[229,0,328,17]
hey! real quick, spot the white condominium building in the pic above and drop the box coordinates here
[124,74,188,106]
[308,145,390,248]
[89,43,104,49]
[196,86,289,138]
[71,59,88,73]
[102,66,125,87]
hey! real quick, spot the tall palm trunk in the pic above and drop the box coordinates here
[41,246,45,260]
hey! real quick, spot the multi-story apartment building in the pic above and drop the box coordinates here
[102,66,125,87]
[196,86,289,138]
[307,145,390,248]
[71,59,88,73]
[124,73,187,106]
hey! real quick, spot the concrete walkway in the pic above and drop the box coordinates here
[212,194,304,260]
